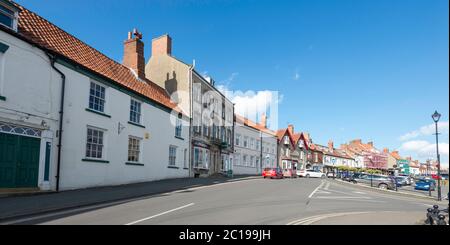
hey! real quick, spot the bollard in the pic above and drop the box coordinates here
[437,215,447,225]
[426,208,434,225]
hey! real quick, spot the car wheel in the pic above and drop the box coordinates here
[321,175,326,179]
[378,183,388,190]
[306,174,310,178]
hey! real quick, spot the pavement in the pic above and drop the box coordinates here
[1,176,447,225]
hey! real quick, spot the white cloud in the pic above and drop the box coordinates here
[399,121,449,141]
[400,140,449,158]
[293,70,300,81]
[217,86,282,130]
[219,72,239,85]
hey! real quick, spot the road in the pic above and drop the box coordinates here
[5,178,442,225]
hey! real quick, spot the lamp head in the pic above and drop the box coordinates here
[432,111,441,123]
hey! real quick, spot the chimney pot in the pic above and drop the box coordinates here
[123,30,145,79]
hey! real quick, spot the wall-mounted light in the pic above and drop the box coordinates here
[118,122,125,135]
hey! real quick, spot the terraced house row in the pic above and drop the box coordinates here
[0,1,438,193]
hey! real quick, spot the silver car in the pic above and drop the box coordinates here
[351,174,396,190]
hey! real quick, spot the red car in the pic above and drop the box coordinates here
[431,174,442,180]
[263,167,284,179]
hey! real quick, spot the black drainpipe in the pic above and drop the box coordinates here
[47,53,66,192]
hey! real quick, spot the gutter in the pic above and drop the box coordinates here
[189,64,194,178]
[47,53,66,192]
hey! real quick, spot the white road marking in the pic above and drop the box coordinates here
[353,191,366,195]
[314,196,371,199]
[324,182,331,190]
[287,212,371,225]
[308,181,325,198]
[125,203,195,225]
[421,203,434,207]
[315,191,331,194]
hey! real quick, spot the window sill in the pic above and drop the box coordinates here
[85,108,111,118]
[128,121,145,128]
[168,166,179,169]
[126,162,145,166]
[175,136,184,140]
[82,158,110,164]
[0,95,5,101]
[183,168,189,170]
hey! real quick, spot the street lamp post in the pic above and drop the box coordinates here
[432,111,442,201]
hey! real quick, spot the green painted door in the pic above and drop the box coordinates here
[0,133,17,188]
[0,133,40,188]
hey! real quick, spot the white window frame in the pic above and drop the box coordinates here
[128,136,142,163]
[88,81,107,113]
[183,149,188,169]
[235,134,241,146]
[175,117,183,138]
[85,126,107,160]
[169,145,177,166]
[129,98,142,125]
[0,2,18,31]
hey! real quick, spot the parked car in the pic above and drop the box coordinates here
[297,169,326,178]
[326,172,336,178]
[441,174,449,180]
[263,167,284,179]
[431,174,443,180]
[350,174,396,190]
[395,176,410,187]
[415,179,436,191]
[397,174,412,185]
[283,169,297,178]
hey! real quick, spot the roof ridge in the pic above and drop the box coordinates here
[13,1,180,112]
[15,3,123,70]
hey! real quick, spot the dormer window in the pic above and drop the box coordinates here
[0,0,19,31]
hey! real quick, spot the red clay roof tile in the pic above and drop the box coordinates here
[14,3,180,113]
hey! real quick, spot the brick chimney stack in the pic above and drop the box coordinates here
[328,140,334,152]
[367,141,374,147]
[123,29,145,79]
[152,34,172,56]
[287,124,294,135]
[383,148,389,153]
[351,139,362,145]
[260,113,267,128]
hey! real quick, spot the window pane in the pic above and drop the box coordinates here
[0,13,12,28]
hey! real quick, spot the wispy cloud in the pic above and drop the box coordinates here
[399,140,449,158]
[399,121,449,141]
[293,69,300,81]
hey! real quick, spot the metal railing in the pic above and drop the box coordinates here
[425,205,448,225]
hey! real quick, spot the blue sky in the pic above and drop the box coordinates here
[16,0,449,166]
